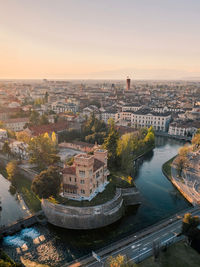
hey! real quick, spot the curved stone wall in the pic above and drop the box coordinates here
[42,188,141,229]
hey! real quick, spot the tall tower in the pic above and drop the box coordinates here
[126,76,131,90]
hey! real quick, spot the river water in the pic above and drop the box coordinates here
[0,175,30,227]
[0,137,191,266]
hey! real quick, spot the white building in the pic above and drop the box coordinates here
[119,108,171,132]
[51,101,78,114]
[168,120,200,138]
[100,110,119,124]
[4,118,29,132]
[122,104,142,112]
[9,141,29,160]
[0,129,8,139]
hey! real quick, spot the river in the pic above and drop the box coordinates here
[0,174,30,227]
[0,137,191,266]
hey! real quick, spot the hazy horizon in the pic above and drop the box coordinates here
[1,0,200,80]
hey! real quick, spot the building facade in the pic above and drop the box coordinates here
[62,149,109,201]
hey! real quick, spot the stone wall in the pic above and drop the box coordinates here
[42,188,141,230]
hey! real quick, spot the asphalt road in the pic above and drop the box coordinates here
[86,208,200,267]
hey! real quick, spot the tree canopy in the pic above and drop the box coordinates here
[28,133,60,170]
[31,166,61,198]
[6,161,18,186]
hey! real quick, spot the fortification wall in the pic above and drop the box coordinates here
[42,188,141,229]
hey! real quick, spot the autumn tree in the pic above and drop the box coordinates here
[192,131,200,151]
[28,133,60,170]
[175,146,189,177]
[31,166,61,198]
[6,161,18,185]
[16,131,31,143]
[105,254,137,267]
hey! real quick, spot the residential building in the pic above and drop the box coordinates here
[9,141,29,160]
[0,129,8,139]
[168,120,200,137]
[4,118,29,132]
[131,109,171,131]
[62,149,109,201]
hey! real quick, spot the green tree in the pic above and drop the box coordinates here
[28,133,60,170]
[44,91,49,103]
[103,119,119,168]
[31,166,61,198]
[29,110,40,125]
[2,141,11,158]
[39,114,49,125]
[7,130,16,139]
[182,213,200,243]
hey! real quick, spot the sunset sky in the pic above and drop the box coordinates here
[0,0,200,79]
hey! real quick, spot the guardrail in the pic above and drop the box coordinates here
[66,206,200,267]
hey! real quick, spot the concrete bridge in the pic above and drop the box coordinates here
[0,211,46,238]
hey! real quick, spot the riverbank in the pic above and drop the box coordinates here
[162,156,176,179]
[162,157,194,205]
[0,163,41,213]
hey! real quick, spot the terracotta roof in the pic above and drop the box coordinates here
[0,107,21,114]
[71,141,95,148]
[93,158,104,172]
[29,121,68,136]
[62,166,76,175]
[4,117,29,123]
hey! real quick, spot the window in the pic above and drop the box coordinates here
[79,170,85,177]
[90,189,92,194]
[96,171,100,178]
[75,178,77,182]
[69,177,71,182]
[80,180,85,184]
[81,189,85,194]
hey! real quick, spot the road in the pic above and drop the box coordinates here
[78,208,200,267]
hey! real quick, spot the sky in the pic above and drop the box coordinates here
[0,0,200,80]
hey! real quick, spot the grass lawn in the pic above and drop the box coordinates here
[16,174,41,213]
[53,181,116,207]
[162,156,176,179]
[139,241,200,267]
[109,171,135,188]
[51,173,135,207]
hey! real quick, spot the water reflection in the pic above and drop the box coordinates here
[0,174,30,226]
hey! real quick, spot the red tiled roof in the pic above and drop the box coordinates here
[4,117,29,123]
[29,121,68,136]
[0,107,21,114]
[71,141,95,148]
[62,166,76,175]
[93,158,104,172]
